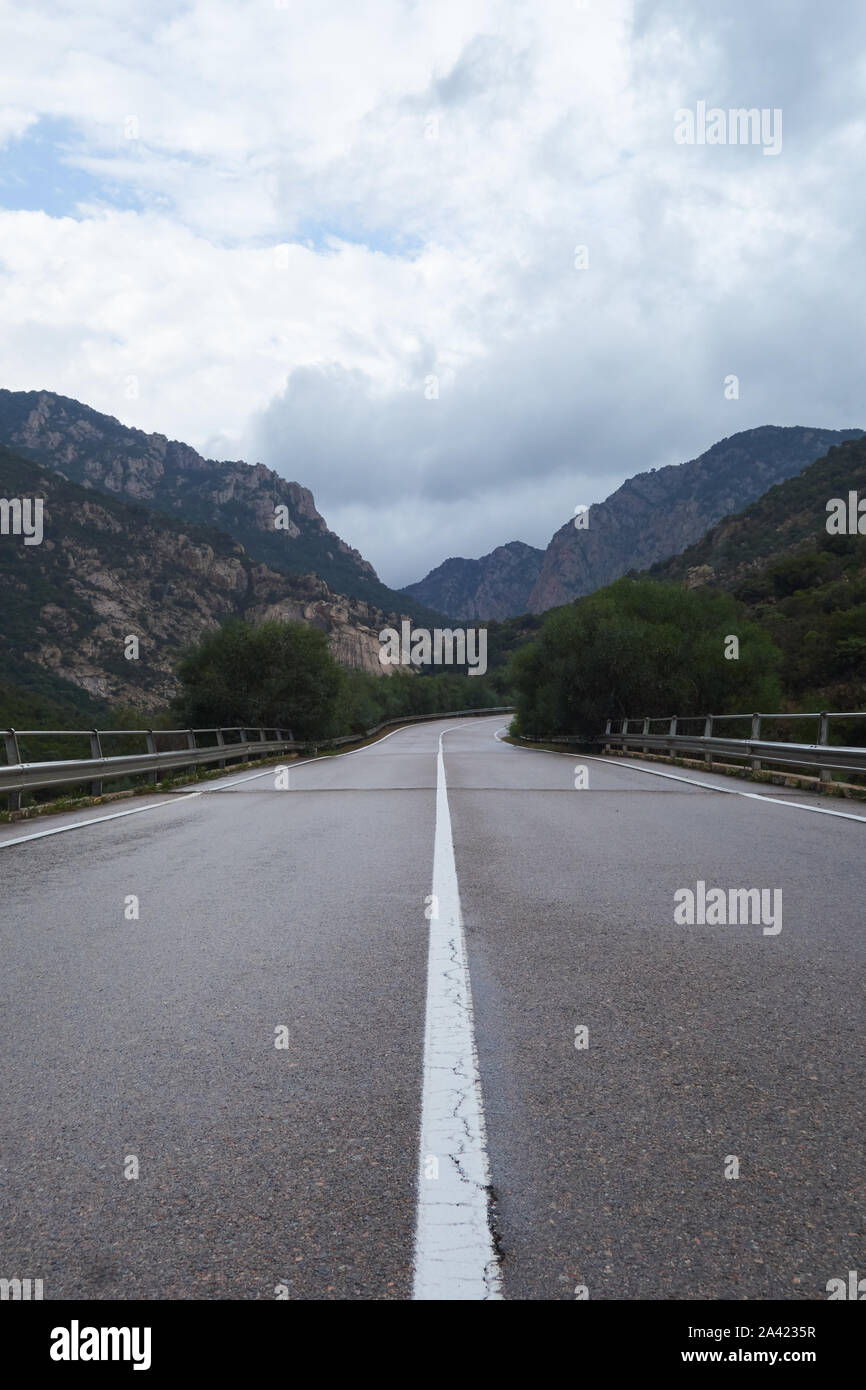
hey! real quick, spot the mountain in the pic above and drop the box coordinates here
[527,426,863,612]
[0,389,441,625]
[645,433,866,711]
[649,433,866,590]
[401,541,544,620]
[0,447,400,713]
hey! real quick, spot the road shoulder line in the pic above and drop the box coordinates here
[494,729,866,824]
[0,792,203,849]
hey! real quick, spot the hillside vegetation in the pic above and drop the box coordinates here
[650,433,866,711]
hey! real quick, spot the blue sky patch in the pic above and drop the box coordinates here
[0,116,145,217]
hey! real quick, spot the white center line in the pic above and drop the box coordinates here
[412,726,501,1301]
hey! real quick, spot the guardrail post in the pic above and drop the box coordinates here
[89,730,103,798]
[750,713,762,772]
[216,729,226,769]
[4,730,21,810]
[146,731,159,784]
[704,714,713,764]
[818,711,831,790]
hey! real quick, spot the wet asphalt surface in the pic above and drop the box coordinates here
[0,717,862,1299]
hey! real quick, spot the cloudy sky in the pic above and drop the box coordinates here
[0,0,864,587]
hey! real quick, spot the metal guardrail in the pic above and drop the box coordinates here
[0,707,514,810]
[0,726,295,809]
[600,711,866,785]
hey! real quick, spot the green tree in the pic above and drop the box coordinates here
[510,579,783,738]
[172,619,342,739]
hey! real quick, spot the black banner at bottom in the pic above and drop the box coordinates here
[2,1297,859,1377]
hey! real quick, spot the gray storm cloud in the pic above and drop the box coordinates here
[236,0,866,586]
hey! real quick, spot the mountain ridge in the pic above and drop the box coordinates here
[649,432,866,592]
[402,425,863,619]
[0,388,443,626]
[401,540,544,619]
[527,425,863,612]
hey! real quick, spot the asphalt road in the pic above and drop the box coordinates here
[0,715,862,1300]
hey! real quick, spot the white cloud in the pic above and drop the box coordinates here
[0,0,864,587]
[0,106,38,145]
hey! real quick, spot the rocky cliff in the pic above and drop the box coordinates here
[0,447,396,712]
[0,389,440,623]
